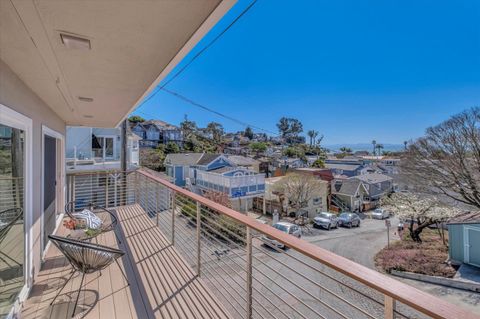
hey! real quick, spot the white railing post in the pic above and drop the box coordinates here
[246,226,253,319]
[171,191,176,245]
[156,184,159,226]
[384,295,396,319]
[196,201,201,276]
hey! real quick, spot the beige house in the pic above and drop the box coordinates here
[264,175,329,218]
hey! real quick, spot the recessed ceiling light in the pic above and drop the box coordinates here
[78,96,94,102]
[60,33,91,50]
[83,115,94,119]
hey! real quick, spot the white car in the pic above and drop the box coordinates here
[261,222,301,250]
[371,208,390,220]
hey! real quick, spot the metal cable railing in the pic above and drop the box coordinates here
[66,169,477,319]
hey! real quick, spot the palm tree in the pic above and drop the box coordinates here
[372,140,377,156]
[307,130,318,146]
[404,141,408,150]
[376,144,384,156]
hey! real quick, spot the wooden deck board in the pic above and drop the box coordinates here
[20,204,230,319]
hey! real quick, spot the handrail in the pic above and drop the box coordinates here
[137,168,476,319]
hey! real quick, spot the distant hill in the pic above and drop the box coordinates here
[324,143,404,153]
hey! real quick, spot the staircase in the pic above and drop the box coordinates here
[331,194,350,212]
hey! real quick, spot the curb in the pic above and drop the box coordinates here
[391,270,480,293]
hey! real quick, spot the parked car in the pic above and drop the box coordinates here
[313,212,339,230]
[261,222,301,250]
[338,212,361,228]
[371,208,390,220]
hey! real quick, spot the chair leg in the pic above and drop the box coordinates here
[72,272,86,317]
[50,269,76,305]
[114,230,122,244]
[115,259,129,286]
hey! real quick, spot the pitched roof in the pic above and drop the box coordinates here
[331,179,363,196]
[164,153,204,166]
[324,163,361,171]
[448,211,480,225]
[225,155,259,166]
[351,173,392,184]
[197,153,222,165]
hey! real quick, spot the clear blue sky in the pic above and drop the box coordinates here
[133,0,480,145]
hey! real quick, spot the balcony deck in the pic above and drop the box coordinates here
[20,204,231,319]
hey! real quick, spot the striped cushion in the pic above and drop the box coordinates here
[72,209,102,230]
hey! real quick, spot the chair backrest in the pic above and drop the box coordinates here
[0,208,23,242]
[48,235,125,273]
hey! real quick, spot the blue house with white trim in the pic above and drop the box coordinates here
[165,153,265,212]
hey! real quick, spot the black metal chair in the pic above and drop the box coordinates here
[48,235,129,317]
[65,201,121,243]
[0,208,23,266]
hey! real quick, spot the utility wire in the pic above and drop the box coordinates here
[161,87,277,135]
[133,0,258,111]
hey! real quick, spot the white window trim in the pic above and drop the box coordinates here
[94,134,117,160]
[40,125,65,260]
[0,103,33,315]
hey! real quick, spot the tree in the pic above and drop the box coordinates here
[274,174,324,213]
[307,130,318,146]
[249,142,267,155]
[140,148,165,171]
[244,126,254,140]
[375,144,384,155]
[283,146,304,158]
[372,140,377,156]
[403,141,408,150]
[277,117,290,138]
[276,117,304,144]
[165,141,180,154]
[205,122,224,143]
[180,115,197,138]
[128,115,145,123]
[402,107,480,209]
[339,147,352,154]
[311,159,325,168]
[381,192,460,243]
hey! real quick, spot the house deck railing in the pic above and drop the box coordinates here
[65,169,476,319]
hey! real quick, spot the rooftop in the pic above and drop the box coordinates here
[351,173,393,184]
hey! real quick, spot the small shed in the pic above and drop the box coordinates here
[447,212,480,268]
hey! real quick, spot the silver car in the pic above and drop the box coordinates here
[371,208,390,220]
[313,212,339,230]
[262,222,301,250]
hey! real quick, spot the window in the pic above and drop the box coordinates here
[313,198,322,205]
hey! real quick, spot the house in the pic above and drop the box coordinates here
[165,153,265,212]
[261,175,329,218]
[131,120,183,148]
[324,163,363,177]
[65,127,140,171]
[447,212,480,268]
[350,173,394,201]
[331,179,369,212]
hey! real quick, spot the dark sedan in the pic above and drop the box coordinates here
[337,212,361,228]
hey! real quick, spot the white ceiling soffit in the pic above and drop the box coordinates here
[0,0,236,127]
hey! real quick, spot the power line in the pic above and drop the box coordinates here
[133,0,258,111]
[160,87,277,135]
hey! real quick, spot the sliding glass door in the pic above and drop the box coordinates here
[0,123,24,317]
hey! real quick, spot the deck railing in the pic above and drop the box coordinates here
[66,169,476,319]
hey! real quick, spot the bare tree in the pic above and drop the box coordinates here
[381,192,460,243]
[401,107,480,208]
[274,174,324,212]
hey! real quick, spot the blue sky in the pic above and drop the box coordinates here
[133,0,480,145]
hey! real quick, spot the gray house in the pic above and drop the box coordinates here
[331,179,369,212]
[351,173,393,201]
[132,120,183,148]
[448,212,480,268]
